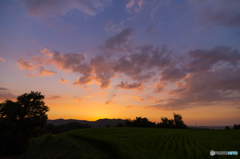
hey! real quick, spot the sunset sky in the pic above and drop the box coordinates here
[0,0,240,126]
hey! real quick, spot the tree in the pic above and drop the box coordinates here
[225,126,230,130]
[0,91,50,155]
[173,113,187,129]
[233,124,240,129]
[157,113,187,129]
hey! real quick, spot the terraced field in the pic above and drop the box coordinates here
[21,128,240,159]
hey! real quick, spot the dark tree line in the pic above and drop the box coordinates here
[0,91,49,155]
[124,113,187,129]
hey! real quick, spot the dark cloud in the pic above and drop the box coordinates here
[20,0,112,18]
[113,45,172,81]
[190,0,240,28]
[51,51,86,70]
[116,81,144,90]
[104,27,134,52]
[90,55,114,89]
[155,67,240,109]
[160,67,186,82]
[184,45,240,72]
[0,87,8,91]
[72,64,94,85]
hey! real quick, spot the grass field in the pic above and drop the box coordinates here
[21,128,240,159]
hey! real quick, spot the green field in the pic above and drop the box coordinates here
[21,128,240,159]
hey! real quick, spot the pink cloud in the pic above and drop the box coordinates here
[17,58,36,71]
[59,78,67,83]
[154,82,167,93]
[0,57,5,62]
[39,66,55,76]
[132,96,144,102]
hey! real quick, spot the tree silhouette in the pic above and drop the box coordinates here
[233,124,240,129]
[225,126,230,130]
[125,117,156,127]
[173,113,187,129]
[0,91,50,155]
[157,113,187,129]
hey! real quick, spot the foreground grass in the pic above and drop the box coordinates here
[21,128,240,159]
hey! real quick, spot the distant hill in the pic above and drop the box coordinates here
[48,119,234,129]
[47,118,126,128]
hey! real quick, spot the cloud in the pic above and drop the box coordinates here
[116,81,144,90]
[0,92,17,101]
[154,99,164,103]
[90,55,114,89]
[104,27,134,52]
[0,87,8,90]
[126,0,144,13]
[105,21,122,33]
[72,64,94,85]
[73,96,83,102]
[160,67,186,82]
[105,93,116,105]
[132,96,144,102]
[147,25,155,33]
[17,58,36,71]
[32,50,93,85]
[190,0,240,28]
[51,51,86,70]
[59,78,67,83]
[126,0,135,10]
[74,99,83,102]
[184,45,240,73]
[154,82,167,93]
[20,0,112,18]
[112,45,172,81]
[154,68,240,109]
[48,95,61,99]
[39,66,56,76]
[105,101,112,105]
[0,57,5,62]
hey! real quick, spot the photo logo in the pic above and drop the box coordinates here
[210,150,215,156]
[210,150,238,156]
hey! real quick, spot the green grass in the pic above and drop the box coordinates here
[21,128,240,159]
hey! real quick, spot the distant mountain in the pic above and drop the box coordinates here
[47,118,126,128]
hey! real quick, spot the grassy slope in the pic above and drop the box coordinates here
[21,128,240,159]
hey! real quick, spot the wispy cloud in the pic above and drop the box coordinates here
[20,0,112,18]
[59,78,67,83]
[116,81,144,90]
[17,58,36,71]
[0,57,5,62]
[48,95,61,100]
[0,87,8,91]
[39,66,56,76]
[132,96,144,102]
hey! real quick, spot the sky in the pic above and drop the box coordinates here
[0,0,240,126]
